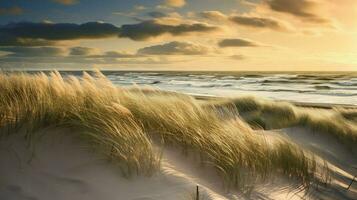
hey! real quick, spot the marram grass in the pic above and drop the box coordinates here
[0,71,325,190]
[213,96,357,150]
[0,71,158,176]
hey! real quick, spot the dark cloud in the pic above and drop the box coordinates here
[0,34,59,46]
[69,46,97,56]
[0,47,65,57]
[0,6,23,15]
[119,20,218,41]
[99,51,138,58]
[0,20,218,45]
[267,0,329,23]
[147,11,168,18]
[229,16,288,31]
[0,46,137,60]
[0,22,120,42]
[69,47,138,58]
[138,41,209,55]
[218,38,259,47]
[0,47,168,65]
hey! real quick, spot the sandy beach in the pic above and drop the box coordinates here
[1,0,357,198]
[0,72,356,200]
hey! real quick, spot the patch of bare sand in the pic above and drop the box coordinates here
[0,129,200,200]
[276,126,357,199]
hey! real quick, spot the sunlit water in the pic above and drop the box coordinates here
[54,71,357,106]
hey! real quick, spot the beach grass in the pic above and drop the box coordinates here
[0,71,158,176]
[0,71,325,189]
[216,97,357,150]
[336,108,357,122]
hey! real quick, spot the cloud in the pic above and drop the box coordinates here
[229,15,289,31]
[134,5,147,11]
[68,47,138,58]
[0,34,60,46]
[0,6,24,15]
[239,0,259,7]
[197,11,290,31]
[102,51,137,58]
[230,54,245,60]
[119,20,218,41]
[0,46,120,59]
[218,38,260,47]
[0,20,218,45]
[0,22,120,42]
[267,0,329,23]
[91,51,138,58]
[199,11,227,21]
[53,0,79,5]
[147,11,168,18]
[138,41,209,55]
[69,46,98,56]
[0,47,170,66]
[164,0,186,8]
[0,47,66,57]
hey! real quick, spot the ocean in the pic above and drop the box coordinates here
[50,71,357,106]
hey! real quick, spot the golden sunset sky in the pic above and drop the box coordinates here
[0,0,356,71]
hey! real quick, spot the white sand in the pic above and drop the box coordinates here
[1,127,356,200]
[278,127,357,199]
[0,129,200,200]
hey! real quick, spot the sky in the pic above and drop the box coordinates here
[0,0,356,71]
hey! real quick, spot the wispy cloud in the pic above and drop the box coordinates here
[229,15,289,31]
[267,0,330,23]
[69,46,99,56]
[146,11,168,18]
[198,11,227,21]
[230,54,245,60]
[134,5,147,11]
[197,10,290,31]
[138,41,210,55]
[218,38,261,47]
[0,36,60,47]
[0,47,66,57]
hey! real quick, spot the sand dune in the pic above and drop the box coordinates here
[2,126,356,200]
[0,130,202,200]
[0,72,356,200]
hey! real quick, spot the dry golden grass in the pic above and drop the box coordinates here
[335,107,357,122]
[216,97,357,150]
[0,71,158,176]
[0,71,325,189]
